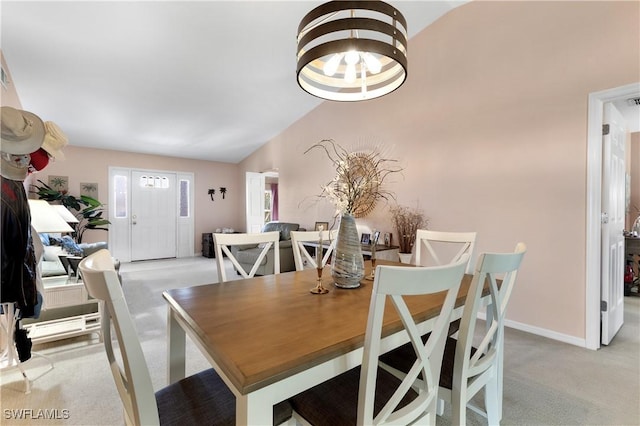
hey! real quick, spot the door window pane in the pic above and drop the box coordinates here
[114,175,128,218]
[179,180,189,217]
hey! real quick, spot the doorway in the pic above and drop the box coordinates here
[108,167,195,262]
[586,82,640,350]
[245,171,279,233]
[130,171,177,261]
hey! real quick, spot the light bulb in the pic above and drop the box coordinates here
[361,66,367,96]
[323,53,343,77]
[362,52,381,74]
[344,50,360,65]
[345,63,356,83]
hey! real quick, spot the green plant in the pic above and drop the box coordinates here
[32,179,110,243]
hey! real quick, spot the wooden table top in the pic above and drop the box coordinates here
[163,260,473,395]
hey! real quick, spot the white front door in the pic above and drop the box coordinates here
[246,172,265,233]
[131,171,177,261]
[601,103,627,345]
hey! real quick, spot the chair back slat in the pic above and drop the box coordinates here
[415,230,477,273]
[290,230,338,270]
[357,255,469,425]
[79,249,159,426]
[213,231,280,282]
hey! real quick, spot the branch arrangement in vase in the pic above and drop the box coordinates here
[390,204,427,254]
[305,139,402,219]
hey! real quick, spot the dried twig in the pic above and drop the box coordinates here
[305,139,402,218]
[390,205,427,253]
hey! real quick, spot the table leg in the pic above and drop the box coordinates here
[166,308,186,384]
[235,389,274,426]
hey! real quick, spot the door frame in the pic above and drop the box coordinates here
[586,82,640,350]
[245,171,279,233]
[108,167,195,262]
[245,172,266,233]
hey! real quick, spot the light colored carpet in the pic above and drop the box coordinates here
[1,256,638,425]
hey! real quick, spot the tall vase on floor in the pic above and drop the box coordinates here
[331,213,364,288]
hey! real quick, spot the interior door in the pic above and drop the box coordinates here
[131,171,177,261]
[246,172,265,233]
[601,103,627,345]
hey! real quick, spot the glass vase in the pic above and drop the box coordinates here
[331,213,365,288]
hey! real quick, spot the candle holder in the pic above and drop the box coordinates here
[310,266,329,294]
[366,243,377,281]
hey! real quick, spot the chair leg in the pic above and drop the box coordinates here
[426,400,438,425]
[451,388,467,426]
[485,373,500,425]
[497,328,505,421]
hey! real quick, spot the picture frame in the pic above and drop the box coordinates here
[80,182,99,199]
[314,221,329,232]
[373,231,381,245]
[383,232,392,246]
[48,175,69,194]
[361,233,371,244]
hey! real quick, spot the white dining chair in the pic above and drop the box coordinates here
[213,231,280,282]
[415,229,477,273]
[380,243,526,425]
[438,242,526,425]
[289,255,469,426]
[79,249,292,426]
[290,229,338,271]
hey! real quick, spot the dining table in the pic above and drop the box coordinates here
[163,260,479,425]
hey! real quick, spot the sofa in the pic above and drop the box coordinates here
[39,233,110,278]
[230,222,300,276]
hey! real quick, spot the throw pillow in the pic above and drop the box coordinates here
[39,233,50,246]
[43,245,62,262]
[60,236,84,256]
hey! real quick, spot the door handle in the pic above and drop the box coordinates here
[601,212,609,224]
[132,214,137,225]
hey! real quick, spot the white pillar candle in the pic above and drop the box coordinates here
[317,225,324,267]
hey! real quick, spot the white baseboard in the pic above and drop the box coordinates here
[476,312,587,348]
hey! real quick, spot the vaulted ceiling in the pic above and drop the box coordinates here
[2,1,469,163]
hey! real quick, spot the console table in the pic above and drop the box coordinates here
[303,242,400,262]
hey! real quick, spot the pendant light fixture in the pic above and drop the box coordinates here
[297,1,408,102]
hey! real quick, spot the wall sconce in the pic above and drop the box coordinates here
[208,189,215,201]
[220,187,227,199]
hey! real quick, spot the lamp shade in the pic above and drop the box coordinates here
[28,200,75,233]
[51,204,79,223]
[297,0,408,101]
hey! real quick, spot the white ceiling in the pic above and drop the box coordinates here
[1,1,468,163]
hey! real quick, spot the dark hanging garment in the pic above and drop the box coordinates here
[1,177,37,318]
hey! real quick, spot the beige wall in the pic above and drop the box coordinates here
[240,1,640,341]
[24,145,243,247]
